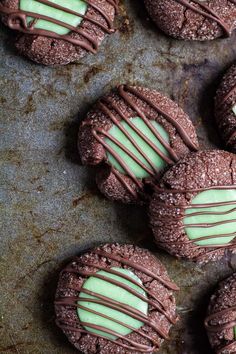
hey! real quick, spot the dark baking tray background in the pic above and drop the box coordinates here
[1,1,236,353]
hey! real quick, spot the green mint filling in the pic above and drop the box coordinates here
[105,117,170,179]
[77,267,148,340]
[184,189,236,246]
[20,0,87,35]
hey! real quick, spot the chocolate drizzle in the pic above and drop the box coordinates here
[205,306,236,354]
[55,249,179,352]
[91,85,198,197]
[217,82,236,115]
[175,0,236,37]
[217,81,236,146]
[220,84,236,108]
[0,0,118,53]
[152,185,236,260]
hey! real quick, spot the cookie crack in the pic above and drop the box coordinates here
[230,157,234,184]
[180,7,189,31]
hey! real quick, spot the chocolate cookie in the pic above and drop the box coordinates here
[78,84,199,204]
[215,64,236,153]
[0,0,118,65]
[149,150,236,263]
[54,243,179,353]
[205,274,236,353]
[144,0,236,41]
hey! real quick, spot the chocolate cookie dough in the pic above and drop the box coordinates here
[144,0,236,41]
[149,150,236,263]
[205,274,236,353]
[55,243,179,353]
[78,84,199,204]
[0,0,118,65]
[215,64,236,153]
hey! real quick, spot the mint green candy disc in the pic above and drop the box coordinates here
[77,267,148,340]
[105,117,170,179]
[184,189,236,246]
[20,0,87,35]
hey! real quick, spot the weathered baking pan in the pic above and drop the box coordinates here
[1,1,236,353]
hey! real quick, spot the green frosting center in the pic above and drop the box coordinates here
[77,267,148,340]
[184,189,236,246]
[105,117,170,179]
[20,0,87,35]
[232,104,236,116]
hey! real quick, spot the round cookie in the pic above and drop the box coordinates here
[54,243,179,353]
[205,274,236,353]
[215,64,236,153]
[0,0,118,65]
[144,0,236,41]
[149,150,236,263]
[78,84,199,204]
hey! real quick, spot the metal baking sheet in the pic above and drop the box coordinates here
[1,1,236,353]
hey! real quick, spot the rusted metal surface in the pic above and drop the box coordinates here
[1,1,236,353]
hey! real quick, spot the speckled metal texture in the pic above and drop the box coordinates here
[1,1,236,353]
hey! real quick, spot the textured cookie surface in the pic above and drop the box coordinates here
[149,150,236,263]
[55,243,179,353]
[144,0,236,41]
[0,0,118,65]
[215,64,236,153]
[205,274,236,354]
[78,85,199,204]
